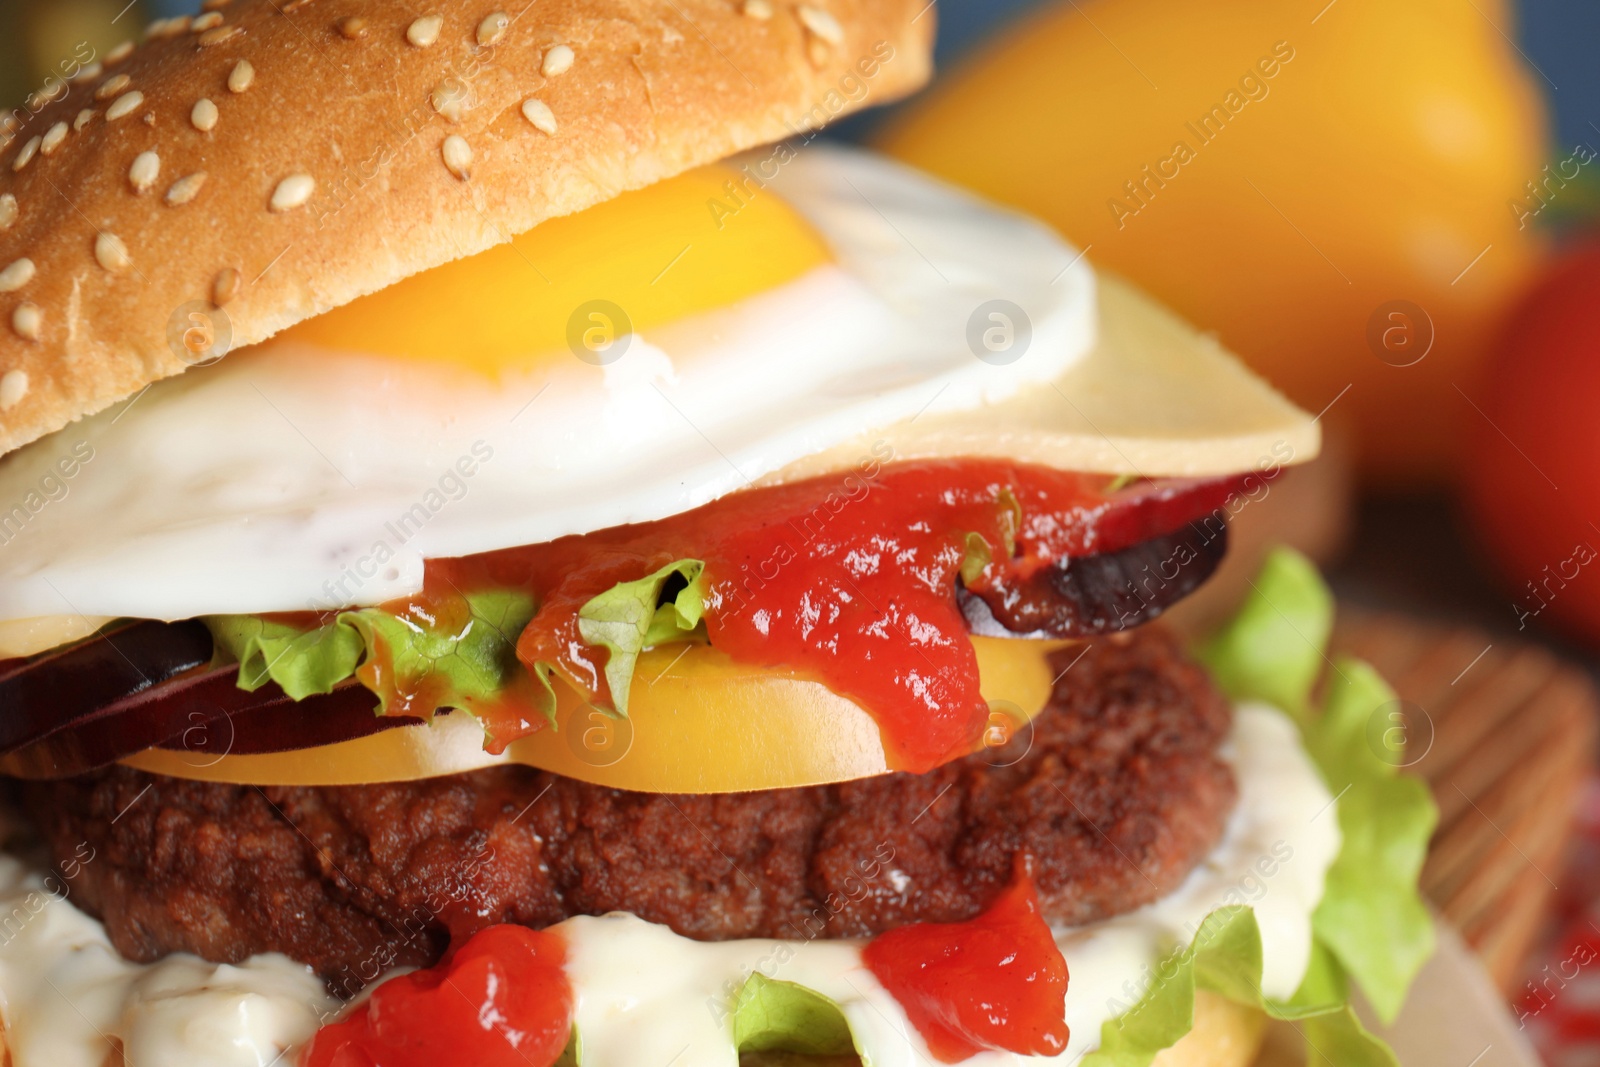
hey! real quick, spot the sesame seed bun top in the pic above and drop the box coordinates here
[0,0,933,457]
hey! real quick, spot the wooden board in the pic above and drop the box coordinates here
[1250,607,1597,1067]
[1331,607,1598,993]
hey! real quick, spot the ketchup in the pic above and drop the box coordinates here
[863,859,1069,1062]
[401,459,1237,772]
[300,925,573,1067]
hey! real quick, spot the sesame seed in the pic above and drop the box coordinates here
[11,136,40,173]
[191,11,224,31]
[71,62,103,85]
[270,173,315,212]
[11,304,41,342]
[283,0,314,10]
[147,15,190,38]
[212,267,240,307]
[742,0,773,17]
[95,73,131,101]
[441,134,471,180]
[95,232,131,272]
[336,16,368,39]
[806,35,829,66]
[74,108,96,131]
[191,97,219,131]
[406,15,444,48]
[0,259,35,293]
[39,122,68,156]
[128,150,160,192]
[105,91,144,122]
[542,43,575,76]
[228,59,255,92]
[197,25,243,47]
[796,4,844,43]
[0,370,28,411]
[477,11,509,46]
[105,41,135,65]
[0,195,16,231]
[165,172,207,205]
[520,97,557,135]
[430,79,467,123]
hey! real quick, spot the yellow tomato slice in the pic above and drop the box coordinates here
[122,637,1068,792]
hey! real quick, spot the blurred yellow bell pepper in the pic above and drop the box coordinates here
[880,0,1549,485]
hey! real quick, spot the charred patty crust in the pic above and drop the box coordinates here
[15,627,1236,984]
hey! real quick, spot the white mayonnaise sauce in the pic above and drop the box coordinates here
[0,856,334,1067]
[0,705,1335,1067]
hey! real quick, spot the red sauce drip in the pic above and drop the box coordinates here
[300,925,572,1067]
[402,459,1237,772]
[862,858,1069,1062]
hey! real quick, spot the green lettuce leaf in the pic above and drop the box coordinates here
[343,588,541,720]
[997,487,1022,556]
[1199,547,1437,1026]
[1306,661,1436,1023]
[1082,876,1408,1067]
[1197,547,1331,719]
[207,614,364,699]
[1085,909,1397,1067]
[206,588,543,733]
[554,1029,581,1067]
[959,532,993,585]
[732,973,855,1057]
[208,562,715,733]
[577,559,706,717]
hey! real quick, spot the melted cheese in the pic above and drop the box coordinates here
[0,704,1337,1067]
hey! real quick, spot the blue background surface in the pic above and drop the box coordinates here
[135,0,1600,150]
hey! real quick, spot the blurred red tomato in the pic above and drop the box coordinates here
[1465,238,1600,646]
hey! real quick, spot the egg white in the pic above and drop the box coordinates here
[0,147,1095,622]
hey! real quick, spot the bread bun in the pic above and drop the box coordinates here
[1152,991,1270,1067]
[0,0,933,456]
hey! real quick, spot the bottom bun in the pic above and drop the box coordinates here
[1152,991,1270,1066]
[740,990,1267,1067]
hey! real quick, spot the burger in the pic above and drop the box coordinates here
[0,2,1434,1066]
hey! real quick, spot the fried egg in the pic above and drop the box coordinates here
[0,147,1096,622]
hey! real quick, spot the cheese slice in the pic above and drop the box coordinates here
[766,271,1319,485]
[0,615,114,660]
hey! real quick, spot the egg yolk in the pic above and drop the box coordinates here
[282,165,832,376]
